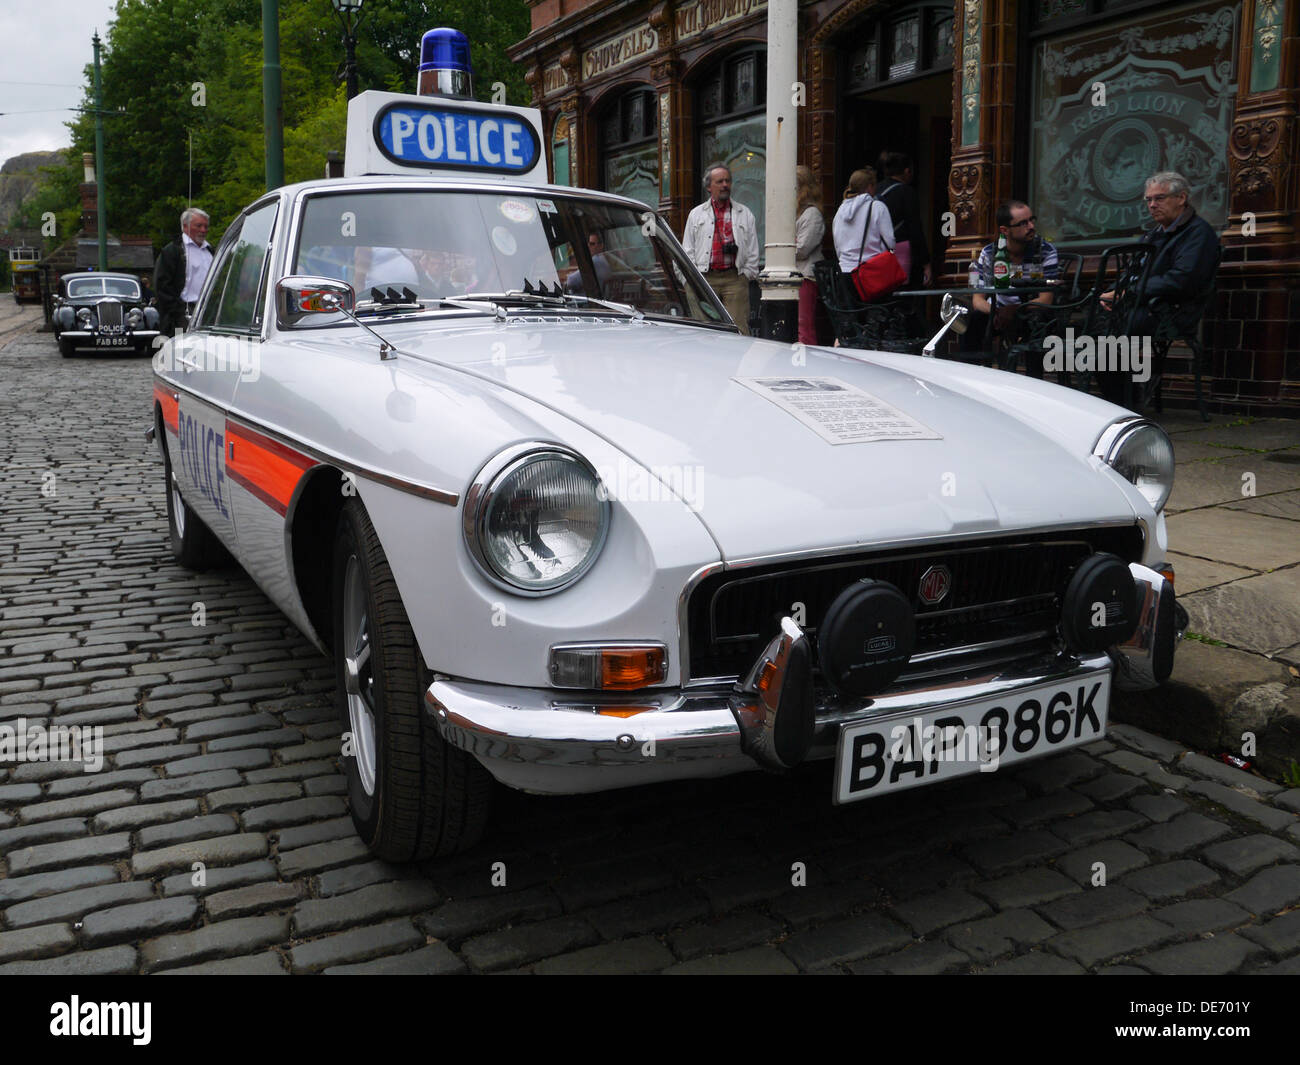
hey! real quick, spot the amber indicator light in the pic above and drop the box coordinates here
[600,648,666,690]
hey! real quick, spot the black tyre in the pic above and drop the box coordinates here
[332,498,491,861]
[163,437,228,569]
[58,337,76,358]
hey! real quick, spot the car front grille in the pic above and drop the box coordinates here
[686,525,1145,684]
[97,301,124,331]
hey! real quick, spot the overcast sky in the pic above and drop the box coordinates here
[0,0,119,166]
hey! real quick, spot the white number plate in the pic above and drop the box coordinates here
[834,669,1110,803]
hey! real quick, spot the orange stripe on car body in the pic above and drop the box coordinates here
[225,421,316,517]
[154,383,180,435]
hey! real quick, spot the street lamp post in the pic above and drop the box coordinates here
[332,0,367,100]
[757,0,800,342]
[263,0,283,190]
[92,32,107,272]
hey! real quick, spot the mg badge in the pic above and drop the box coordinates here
[918,564,951,606]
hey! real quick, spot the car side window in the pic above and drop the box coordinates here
[199,201,279,332]
[193,217,244,332]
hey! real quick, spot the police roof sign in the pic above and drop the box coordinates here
[344,90,547,183]
[376,103,539,172]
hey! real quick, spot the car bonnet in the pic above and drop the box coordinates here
[370,318,1142,562]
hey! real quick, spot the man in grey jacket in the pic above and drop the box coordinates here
[681,165,760,334]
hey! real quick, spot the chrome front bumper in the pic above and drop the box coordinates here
[426,561,1182,795]
[427,650,1111,794]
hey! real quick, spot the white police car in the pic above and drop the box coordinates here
[151,30,1184,861]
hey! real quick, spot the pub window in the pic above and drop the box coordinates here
[551,114,571,187]
[845,4,953,94]
[598,87,659,209]
[1028,0,1238,249]
[696,47,768,250]
[1033,0,1220,32]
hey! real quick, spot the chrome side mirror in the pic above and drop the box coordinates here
[276,276,356,328]
[922,293,970,357]
[940,292,970,335]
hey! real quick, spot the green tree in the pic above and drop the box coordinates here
[9,160,82,251]
[61,0,533,250]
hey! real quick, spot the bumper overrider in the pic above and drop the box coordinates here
[425,561,1185,796]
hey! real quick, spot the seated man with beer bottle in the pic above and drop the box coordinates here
[968,200,1059,377]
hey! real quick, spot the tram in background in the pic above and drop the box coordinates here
[9,246,41,303]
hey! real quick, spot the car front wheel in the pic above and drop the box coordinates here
[332,498,491,861]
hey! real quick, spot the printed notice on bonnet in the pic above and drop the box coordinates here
[734,377,942,444]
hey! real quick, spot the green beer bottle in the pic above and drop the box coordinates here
[992,233,1011,290]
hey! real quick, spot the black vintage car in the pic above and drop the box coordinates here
[52,272,160,357]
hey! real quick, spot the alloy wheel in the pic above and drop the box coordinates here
[342,554,378,796]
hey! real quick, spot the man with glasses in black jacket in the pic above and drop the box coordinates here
[1103,171,1219,334]
[1097,171,1220,406]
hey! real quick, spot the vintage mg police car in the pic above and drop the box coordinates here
[151,49,1183,862]
[54,271,160,357]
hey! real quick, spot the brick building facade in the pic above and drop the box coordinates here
[509,0,1299,415]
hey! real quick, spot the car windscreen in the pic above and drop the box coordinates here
[65,278,140,299]
[103,278,140,298]
[292,188,728,325]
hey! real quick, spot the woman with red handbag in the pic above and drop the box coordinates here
[832,167,907,302]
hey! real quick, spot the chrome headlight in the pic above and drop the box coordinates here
[76,308,93,326]
[464,444,610,595]
[1097,420,1175,512]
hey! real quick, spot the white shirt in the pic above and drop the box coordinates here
[681,198,761,280]
[832,194,894,273]
[181,232,213,303]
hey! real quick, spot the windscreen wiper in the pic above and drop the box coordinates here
[440,281,643,320]
[354,286,424,315]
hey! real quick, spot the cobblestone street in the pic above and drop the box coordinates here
[2,325,1300,975]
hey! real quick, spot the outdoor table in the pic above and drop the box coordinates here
[896,282,1065,298]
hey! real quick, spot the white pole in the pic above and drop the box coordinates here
[757,0,800,341]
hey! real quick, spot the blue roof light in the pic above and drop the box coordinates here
[420,28,472,72]
[419,29,474,98]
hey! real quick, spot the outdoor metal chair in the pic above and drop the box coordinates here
[993,248,1091,381]
[813,260,925,355]
[998,290,1095,386]
[1055,251,1085,298]
[1138,242,1220,421]
[1081,241,1218,419]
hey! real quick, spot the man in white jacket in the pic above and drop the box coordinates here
[681,165,760,334]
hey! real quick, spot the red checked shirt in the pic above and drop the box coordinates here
[709,198,736,271]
